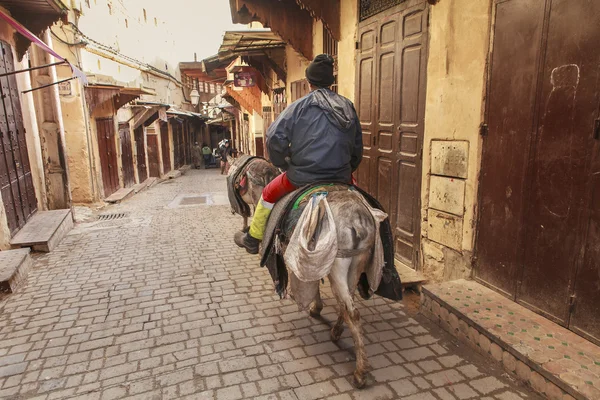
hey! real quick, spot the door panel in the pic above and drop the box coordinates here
[518,0,600,325]
[134,126,147,183]
[0,41,36,234]
[355,23,376,194]
[355,4,427,268]
[96,118,119,197]
[119,123,135,188]
[475,0,546,297]
[147,135,160,178]
[394,7,427,267]
[160,122,171,174]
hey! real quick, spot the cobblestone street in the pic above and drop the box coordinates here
[0,169,542,400]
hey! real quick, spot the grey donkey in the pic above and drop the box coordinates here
[228,158,379,388]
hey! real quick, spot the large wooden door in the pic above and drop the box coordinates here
[96,118,120,197]
[0,41,36,235]
[355,1,428,268]
[147,134,160,178]
[160,122,171,174]
[476,0,600,342]
[119,123,135,188]
[134,126,147,183]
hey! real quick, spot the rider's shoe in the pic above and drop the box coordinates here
[234,231,259,254]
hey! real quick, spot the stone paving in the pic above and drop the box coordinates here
[0,169,542,400]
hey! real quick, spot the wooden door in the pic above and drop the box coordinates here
[119,123,135,188]
[0,41,36,234]
[147,135,160,178]
[355,1,428,268]
[96,118,119,197]
[476,0,600,341]
[255,137,264,157]
[134,126,147,183]
[291,80,310,102]
[160,122,171,174]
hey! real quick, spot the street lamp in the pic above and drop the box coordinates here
[190,89,200,106]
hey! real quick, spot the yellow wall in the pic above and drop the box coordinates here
[285,45,310,104]
[337,0,359,102]
[420,0,492,281]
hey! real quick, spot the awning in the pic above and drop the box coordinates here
[85,85,152,114]
[225,84,262,116]
[219,30,287,83]
[229,0,314,60]
[0,8,87,83]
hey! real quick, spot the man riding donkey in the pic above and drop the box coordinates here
[234,54,362,254]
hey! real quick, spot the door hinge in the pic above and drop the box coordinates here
[594,118,600,140]
[479,123,488,137]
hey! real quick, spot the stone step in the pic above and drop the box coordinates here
[10,209,73,252]
[146,177,158,188]
[421,279,600,400]
[0,249,31,296]
[395,260,427,289]
[104,187,134,204]
[165,170,182,180]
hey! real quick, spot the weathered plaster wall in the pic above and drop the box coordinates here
[285,45,309,104]
[337,0,358,102]
[420,0,491,281]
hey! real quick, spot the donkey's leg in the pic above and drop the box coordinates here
[309,287,323,317]
[242,216,248,232]
[331,314,345,342]
[329,257,369,388]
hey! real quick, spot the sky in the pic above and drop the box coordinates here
[157,0,246,63]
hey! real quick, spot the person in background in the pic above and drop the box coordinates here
[219,140,232,175]
[192,142,202,169]
[201,143,212,169]
[234,54,362,254]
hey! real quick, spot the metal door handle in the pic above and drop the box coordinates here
[594,118,600,140]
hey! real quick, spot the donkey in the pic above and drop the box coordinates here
[227,155,279,231]
[228,163,381,388]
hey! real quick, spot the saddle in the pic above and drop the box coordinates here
[260,182,402,301]
[226,155,265,217]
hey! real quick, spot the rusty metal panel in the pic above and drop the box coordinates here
[160,122,171,174]
[147,135,160,178]
[119,123,135,188]
[518,0,600,327]
[95,118,119,197]
[475,0,545,298]
[134,126,147,183]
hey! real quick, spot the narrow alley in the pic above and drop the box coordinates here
[0,169,541,400]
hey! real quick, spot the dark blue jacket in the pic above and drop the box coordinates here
[266,88,362,186]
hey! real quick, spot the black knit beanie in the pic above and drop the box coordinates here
[305,54,335,88]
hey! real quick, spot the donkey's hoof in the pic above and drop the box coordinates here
[330,325,344,342]
[309,306,322,318]
[352,371,368,389]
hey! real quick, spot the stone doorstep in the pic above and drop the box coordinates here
[395,259,427,289]
[146,177,158,188]
[104,187,135,204]
[0,248,31,295]
[421,279,600,400]
[10,209,73,252]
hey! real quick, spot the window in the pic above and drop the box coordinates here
[210,83,215,94]
[323,28,339,93]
